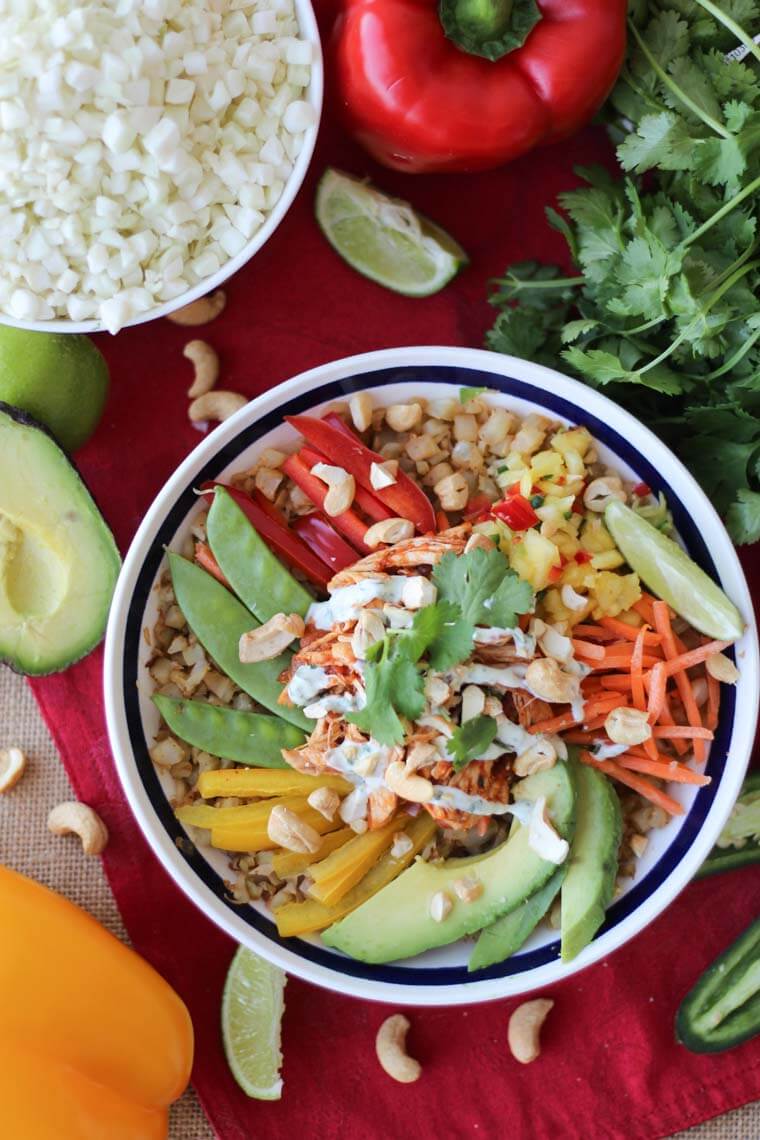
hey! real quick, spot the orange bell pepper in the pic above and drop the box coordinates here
[0,866,194,1139]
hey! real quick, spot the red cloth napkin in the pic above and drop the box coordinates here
[28,7,760,1136]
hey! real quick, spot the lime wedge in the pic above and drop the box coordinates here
[604,500,744,641]
[222,946,286,1100]
[315,168,468,297]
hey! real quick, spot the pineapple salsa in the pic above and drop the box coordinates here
[147,388,743,968]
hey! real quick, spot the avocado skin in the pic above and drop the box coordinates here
[560,758,622,962]
[322,763,576,964]
[0,402,120,675]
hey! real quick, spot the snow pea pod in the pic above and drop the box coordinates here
[206,487,314,622]
[152,695,304,767]
[168,553,310,731]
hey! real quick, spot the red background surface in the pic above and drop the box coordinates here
[28,5,760,1137]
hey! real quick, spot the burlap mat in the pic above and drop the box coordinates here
[1,668,756,1140]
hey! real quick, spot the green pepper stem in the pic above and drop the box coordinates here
[439,0,542,63]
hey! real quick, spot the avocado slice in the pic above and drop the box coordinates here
[560,757,622,962]
[322,763,576,964]
[0,402,120,675]
[468,866,566,973]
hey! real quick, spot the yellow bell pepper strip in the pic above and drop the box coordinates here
[275,814,437,937]
[210,798,343,852]
[0,866,193,1140]
[307,814,410,906]
[197,767,352,799]
[271,827,355,878]
[176,793,317,831]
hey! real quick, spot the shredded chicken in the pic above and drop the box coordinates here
[328,525,470,588]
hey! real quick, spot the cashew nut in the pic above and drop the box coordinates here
[167,289,226,326]
[349,392,374,432]
[453,874,483,903]
[351,609,385,660]
[706,652,739,684]
[508,998,554,1064]
[267,804,321,853]
[183,339,219,397]
[239,612,304,663]
[605,706,652,746]
[583,476,626,513]
[364,517,414,548]
[525,657,580,705]
[370,460,398,490]
[384,760,434,803]
[375,1014,421,1083]
[434,471,469,512]
[311,462,356,517]
[514,738,557,778]
[0,746,27,793]
[307,786,340,821]
[465,533,495,554]
[429,890,453,922]
[188,390,247,424]
[48,802,109,855]
[385,403,422,433]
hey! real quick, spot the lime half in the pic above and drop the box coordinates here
[222,946,286,1100]
[604,500,744,641]
[315,168,468,297]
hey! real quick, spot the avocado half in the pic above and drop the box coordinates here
[0,402,121,675]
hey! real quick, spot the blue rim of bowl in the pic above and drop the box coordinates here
[122,363,735,985]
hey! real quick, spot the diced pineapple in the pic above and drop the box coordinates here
[551,426,593,458]
[510,528,561,590]
[580,517,616,553]
[590,571,642,619]
[561,562,597,591]
[590,550,626,570]
[530,450,564,480]
[564,449,585,476]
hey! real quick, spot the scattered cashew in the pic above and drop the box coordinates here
[706,652,739,684]
[267,804,321,853]
[434,471,469,511]
[375,1014,422,1083]
[385,403,422,433]
[605,706,652,746]
[429,890,453,922]
[349,392,373,432]
[525,657,580,705]
[307,786,340,821]
[188,390,247,424]
[384,760,434,803]
[183,339,219,397]
[239,613,304,663]
[465,532,495,554]
[508,998,554,1064]
[311,462,356,517]
[370,460,398,490]
[364,517,414,548]
[351,609,385,659]
[583,476,626,513]
[0,746,27,793]
[167,289,226,326]
[48,802,109,855]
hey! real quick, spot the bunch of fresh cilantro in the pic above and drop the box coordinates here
[348,547,533,763]
[486,0,760,543]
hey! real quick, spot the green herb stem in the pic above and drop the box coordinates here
[683,175,760,250]
[492,274,585,292]
[627,19,731,140]
[703,325,760,380]
[692,0,760,65]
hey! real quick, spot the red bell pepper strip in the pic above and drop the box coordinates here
[291,514,358,573]
[464,493,493,522]
[492,495,539,531]
[281,454,372,554]
[298,444,393,523]
[334,0,627,174]
[200,483,332,588]
[287,414,436,534]
[194,541,230,588]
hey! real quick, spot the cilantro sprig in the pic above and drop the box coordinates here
[347,548,534,748]
[486,1,760,543]
[448,715,498,770]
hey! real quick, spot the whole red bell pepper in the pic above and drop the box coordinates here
[334,0,627,173]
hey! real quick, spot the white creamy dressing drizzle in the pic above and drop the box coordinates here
[286,665,333,706]
[454,663,528,690]
[303,687,366,720]
[306,577,410,630]
[590,740,630,761]
[525,795,569,865]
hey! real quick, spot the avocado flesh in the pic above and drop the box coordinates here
[468,866,566,972]
[560,758,622,962]
[322,763,576,964]
[0,403,120,675]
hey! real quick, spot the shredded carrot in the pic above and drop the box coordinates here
[651,725,714,740]
[631,627,647,710]
[656,689,689,756]
[563,731,598,744]
[652,600,707,763]
[600,616,662,645]
[584,651,662,671]
[527,694,624,736]
[599,674,636,692]
[706,673,720,732]
[572,624,619,642]
[632,595,657,624]
[571,638,605,661]
[662,639,731,678]
[647,662,667,723]
[615,753,711,787]
[579,751,684,815]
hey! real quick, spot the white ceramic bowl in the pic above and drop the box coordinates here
[104,346,759,1005]
[0,0,322,336]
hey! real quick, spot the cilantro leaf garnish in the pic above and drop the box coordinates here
[448,715,498,770]
[348,638,425,747]
[459,385,488,404]
[433,547,533,629]
[398,601,473,672]
[483,2,760,545]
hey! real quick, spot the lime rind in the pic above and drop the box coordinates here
[604,500,744,641]
[315,168,467,298]
[222,946,287,1100]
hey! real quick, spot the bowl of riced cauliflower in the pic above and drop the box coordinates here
[0,0,322,334]
[104,346,758,1005]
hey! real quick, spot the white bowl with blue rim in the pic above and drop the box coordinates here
[103,346,759,1005]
